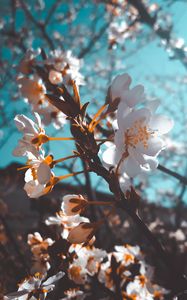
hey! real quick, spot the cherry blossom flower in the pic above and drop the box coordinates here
[45,49,85,86]
[68,263,87,285]
[70,244,107,276]
[102,103,173,178]
[5,272,64,300]
[125,276,156,300]
[67,222,96,244]
[45,212,90,239]
[27,232,54,274]
[68,245,106,284]
[61,289,85,300]
[62,194,88,216]
[23,152,57,198]
[28,232,54,257]
[108,20,140,48]
[13,113,48,157]
[36,104,67,129]
[18,76,46,107]
[114,244,142,266]
[19,48,41,75]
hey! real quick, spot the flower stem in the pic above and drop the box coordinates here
[88,201,114,206]
[48,136,75,141]
[53,154,79,165]
[58,170,85,181]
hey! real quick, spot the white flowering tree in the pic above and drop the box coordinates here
[1,1,187,300]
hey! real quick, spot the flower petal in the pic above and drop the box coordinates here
[37,162,51,184]
[136,136,165,156]
[120,156,142,178]
[149,115,174,135]
[102,145,118,166]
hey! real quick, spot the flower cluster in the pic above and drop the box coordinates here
[8,46,177,299]
[45,194,98,245]
[18,48,84,129]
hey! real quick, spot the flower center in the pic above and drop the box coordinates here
[125,120,152,150]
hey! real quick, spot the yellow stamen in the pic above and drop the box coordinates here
[125,120,153,150]
[88,104,107,132]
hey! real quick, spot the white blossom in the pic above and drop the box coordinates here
[102,102,173,178]
[5,272,64,300]
[61,194,87,216]
[45,49,85,86]
[13,113,46,157]
[23,152,55,198]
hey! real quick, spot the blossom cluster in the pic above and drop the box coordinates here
[5,193,168,300]
[18,48,84,129]
[6,47,176,299]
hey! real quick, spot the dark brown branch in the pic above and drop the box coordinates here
[158,164,187,185]
[19,0,55,50]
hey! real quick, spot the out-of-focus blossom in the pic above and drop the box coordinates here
[61,289,86,300]
[114,244,142,265]
[27,232,54,274]
[49,69,63,85]
[45,49,85,86]
[125,277,155,300]
[67,222,95,244]
[28,232,54,257]
[68,244,106,284]
[19,48,41,74]
[18,76,46,107]
[5,272,64,300]
[108,20,140,48]
[36,104,67,129]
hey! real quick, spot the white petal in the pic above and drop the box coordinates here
[118,108,151,132]
[136,136,165,156]
[128,147,146,165]
[116,101,131,128]
[146,99,160,112]
[149,115,174,135]
[102,145,118,166]
[24,181,45,198]
[25,168,33,182]
[43,272,64,286]
[143,156,158,171]
[34,112,42,128]
[14,114,37,134]
[121,156,142,178]
[123,85,145,107]
[37,162,51,184]
[111,73,131,100]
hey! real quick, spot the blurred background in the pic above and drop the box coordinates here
[0,0,187,297]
